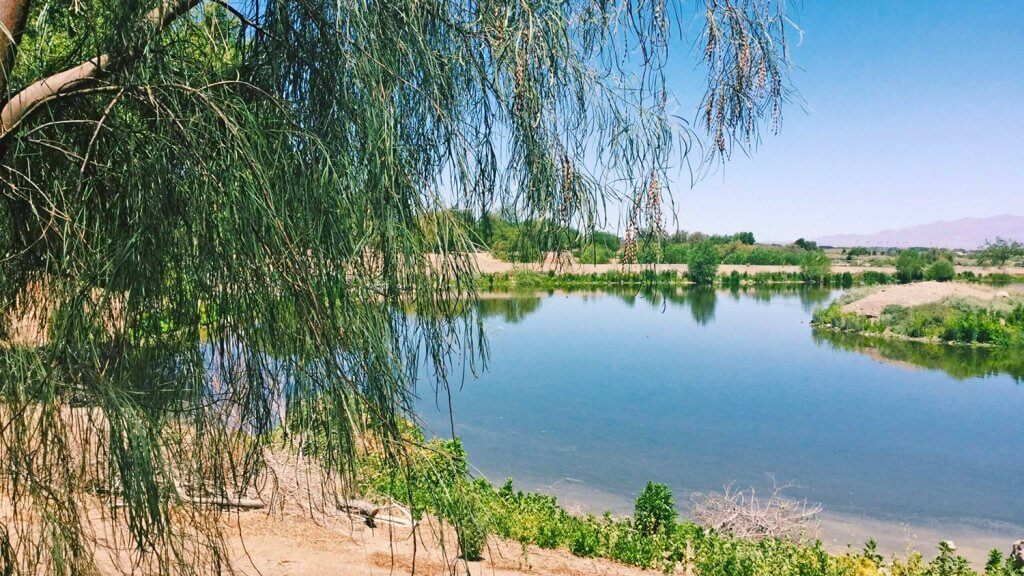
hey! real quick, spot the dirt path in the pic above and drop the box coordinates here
[230,514,651,576]
[839,281,1023,317]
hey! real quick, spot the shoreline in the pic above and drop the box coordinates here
[466,251,1024,278]
[501,474,1022,566]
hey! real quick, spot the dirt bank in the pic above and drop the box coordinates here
[839,281,1024,318]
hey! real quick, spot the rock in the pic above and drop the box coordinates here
[995,290,1010,298]
[1012,540,1024,569]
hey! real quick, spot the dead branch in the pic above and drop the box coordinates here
[171,478,265,510]
[338,499,415,528]
[691,482,821,541]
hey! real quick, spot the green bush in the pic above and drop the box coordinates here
[490,225,543,262]
[720,245,805,265]
[634,482,677,536]
[926,259,956,282]
[450,497,488,560]
[569,521,601,557]
[575,244,615,264]
[662,242,691,264]
[635,240,662,264]
[896,250,926,283]
[687,240,720,286]
[800,251,832,284]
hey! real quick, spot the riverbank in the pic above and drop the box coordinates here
[504,474,1023,567]
[220,431,1023,576]
[812,282,1024,346]
[230,513,650,576]
[225,507,1023,575]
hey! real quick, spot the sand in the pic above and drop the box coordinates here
[229,513,649,576]
[839,281,1023,318]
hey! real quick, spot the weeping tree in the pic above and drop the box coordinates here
[0,0,792,573]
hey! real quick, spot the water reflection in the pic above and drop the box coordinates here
[813,329,1024,383]
[475,285,1022,382]
[477,284,833,327]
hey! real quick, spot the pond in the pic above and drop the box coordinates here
[416,286,1024,561]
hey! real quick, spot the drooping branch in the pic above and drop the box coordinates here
[0,0,202,140]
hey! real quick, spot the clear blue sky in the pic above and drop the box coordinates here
[662,1,1024,242]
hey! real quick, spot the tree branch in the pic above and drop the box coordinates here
[0,0,202,141]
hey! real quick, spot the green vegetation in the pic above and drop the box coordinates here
[794,238,819,252]
[813,299,1024,346]
[654,234,820,266]
[896,250,928,283]
[348,423,1023,576]
[976,238,1024,267]
[479,269,885,291]
[926,259,956,282]
[634,482,677,537]
[801,251,833,284]
[688,241,722,286]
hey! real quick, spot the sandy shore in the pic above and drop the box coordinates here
[223,492,1021,575]
[230,513,648,576]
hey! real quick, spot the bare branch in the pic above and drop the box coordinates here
[691,481,821,541]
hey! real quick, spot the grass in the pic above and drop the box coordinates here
[812,298,1024,346]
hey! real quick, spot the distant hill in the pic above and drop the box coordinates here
[816,215,1024,250]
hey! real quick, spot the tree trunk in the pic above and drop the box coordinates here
[0,0,32,98]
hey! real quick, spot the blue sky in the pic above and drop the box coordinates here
[661,1,1024,242]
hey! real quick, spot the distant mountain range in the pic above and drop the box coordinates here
[816,215,1024,250]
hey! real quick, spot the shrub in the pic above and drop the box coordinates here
[569,521,601,557]
[634,482,677,536]
[490,229,543,262]
[662,242,690,264]
[575,244,614,264]
[635,240,662,264]
[926,259,955,282]
[801,251,832,284]
[610,529,659,568]
[896,250,926,283]
[687,240,720,286]
[451,502,488,560]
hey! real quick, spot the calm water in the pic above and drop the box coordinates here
[417,286,1024,552]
